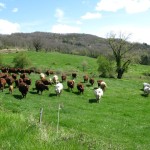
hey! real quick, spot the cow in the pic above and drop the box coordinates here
[89,78,95,86]
[41,78,53,85]
[83,75,88,83]
[18,82,29,98]
[40,73,46,80]
[20,73,27,79]
[5,76,15,86]
[55,82,63,96]
[52,75,59,84]
[9,85,14,94]
[94,88,103,103]
[45,70,54,76]
[72,73,77,79]
[67,80,75,91]
[77,83,84,94]
[35,80,49,94]
[0,78,6,92]
[98,81,107,91]
[23,77,32,86]
[61,74,67,82]
[15,78,24,88]
[12,73,18,80]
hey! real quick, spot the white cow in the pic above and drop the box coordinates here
[144,86,150,95]
[143,82,150,88]
[94,88,103,103]
[55,82,63,96]
[52,75,59,84]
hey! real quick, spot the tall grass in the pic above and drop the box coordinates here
[0,51,150,150]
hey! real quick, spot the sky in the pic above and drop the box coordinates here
[0,0,150,44]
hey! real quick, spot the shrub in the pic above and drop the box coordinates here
[12,52,31,68]
[97,55,114,77]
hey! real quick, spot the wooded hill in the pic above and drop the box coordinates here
[0,32,150,59]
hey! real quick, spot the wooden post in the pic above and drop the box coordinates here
[57,104,61,134]
[39,108,43,124]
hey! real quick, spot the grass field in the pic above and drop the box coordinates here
[0,51,150,150]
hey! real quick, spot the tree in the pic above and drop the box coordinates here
[97,55,114,77]
[13,52,31,68]
[108,33,134,79]
[33,38,43,52]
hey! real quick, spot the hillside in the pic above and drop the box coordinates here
[0,52,150,150]
[0,32,150,58]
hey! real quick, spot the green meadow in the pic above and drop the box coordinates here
[0,51,150,150]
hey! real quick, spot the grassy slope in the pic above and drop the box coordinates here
[0,51,150,150]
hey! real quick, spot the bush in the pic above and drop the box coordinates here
[12,52,31,68]
[97,55,114,77]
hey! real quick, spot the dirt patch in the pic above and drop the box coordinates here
[0,49,27,54]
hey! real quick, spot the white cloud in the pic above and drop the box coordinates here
[0,19,20,34]
[76,20,82,25]
[81,12,102,20]
[55,8,64,22]
[12,8,18,13]
[94,25,150,44]
[51,24,80,33]
[96,0,150,14]
[0,3,6,10]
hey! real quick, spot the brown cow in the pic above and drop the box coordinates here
[18,82,29,98]
[5,76,15,86]
[61,74,67,82]
[20,73,27,79]
[77,83,84,94]
[41,78,53,85]
[35,80,49,94]
[0,78,6,92]
[89,78,95,86]
[67,80,75,91]
[83,75,88,83]
[72,73,77,79]
[45,70,54,76]
[23,77,32,86]
[97,80,107,91]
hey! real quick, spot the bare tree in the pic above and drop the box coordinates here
[108,32,134,79]
[33,38,43,52]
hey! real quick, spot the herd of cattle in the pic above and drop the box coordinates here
[0,67,107,102]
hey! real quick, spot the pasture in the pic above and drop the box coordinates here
[0,51,150,150]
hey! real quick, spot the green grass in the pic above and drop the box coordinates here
[0,51,150,150]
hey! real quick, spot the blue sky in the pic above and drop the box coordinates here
[0,0,150,44]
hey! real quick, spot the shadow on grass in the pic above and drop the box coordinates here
[89,98,97,103]
[29,91,37,94]
[13,94,23,100]
[49,93,56,97]
[141,93,149,97]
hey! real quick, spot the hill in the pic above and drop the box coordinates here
[0,32,150,58]
[0,52,150,149]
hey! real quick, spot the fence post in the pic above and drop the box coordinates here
[57,104,61,134]
[39,108,43,124]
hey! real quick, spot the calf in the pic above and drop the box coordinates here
[9,85,14,94]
